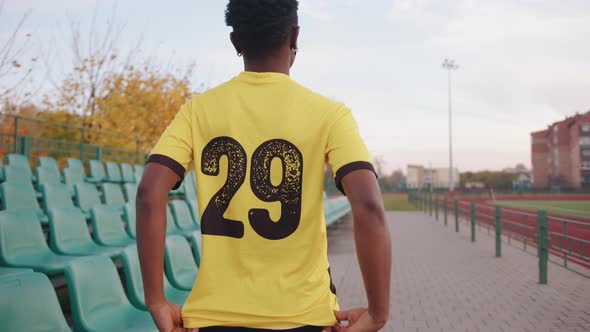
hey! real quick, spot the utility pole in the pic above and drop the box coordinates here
[442,58,459,192]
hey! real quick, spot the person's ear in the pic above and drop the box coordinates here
[290,26,300,52]
[230,32,242,56]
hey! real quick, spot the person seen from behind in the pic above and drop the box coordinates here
[136,1,392,331]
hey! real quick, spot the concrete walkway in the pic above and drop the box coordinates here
[327,211,590,332]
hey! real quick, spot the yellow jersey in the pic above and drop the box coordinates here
[148,71,375,328]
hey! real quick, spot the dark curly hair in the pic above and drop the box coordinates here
[225,0,299,57]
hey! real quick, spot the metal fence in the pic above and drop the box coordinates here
[408,192,590,282]
[0,114,150,167]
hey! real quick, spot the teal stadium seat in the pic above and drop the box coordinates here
[89,159,108,183]
[67,157,84,170]
[164,235,199,290]
[47,207,123,257]
[90,205,135,247]
[187,199,200,226]
[100,182,125,206]
[105,161,123,183]
[40,183,75,214]
[166,206,185,236]
[0,182,47,223]
[74,182,102,214]
[120,162,135,183]
[63,167,85,194]
[2,165,33,183]
[0,210,78,274]
[183,171,197,201]
[122,202,137,238]
[169,200,200,232]
[123,183,138,202]
[0,272,71,332]
[120,245,190,310]
[133,164,144,183]
[65,255,158,332]
[0,267,33,277]
[186,231,202,267]
[6,153,33,179]
[39,156,59,171]
[36,166,62,188]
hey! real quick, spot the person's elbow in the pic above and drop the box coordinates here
[350,195,386,225]
[136,182,166,208]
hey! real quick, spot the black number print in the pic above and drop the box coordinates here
[200,137,247,238]
[249,139,303,240]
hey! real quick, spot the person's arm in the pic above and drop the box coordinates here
[137,163,195,332]
[340,169,391,327]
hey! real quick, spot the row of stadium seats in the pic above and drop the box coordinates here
[0,153,142,184]
[0,153,194,197]
[0,234,200,331]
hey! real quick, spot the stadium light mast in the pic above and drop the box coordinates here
[442,58,459,192]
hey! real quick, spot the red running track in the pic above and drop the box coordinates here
[439,195,590,269]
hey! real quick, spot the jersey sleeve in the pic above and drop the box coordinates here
[326,106,377,195]
[146,101,194,189]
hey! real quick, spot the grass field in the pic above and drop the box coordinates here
[383,194,417,211]
[490,200,590,219]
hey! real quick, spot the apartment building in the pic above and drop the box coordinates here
[531,111,590,189]
[406,164,459,189]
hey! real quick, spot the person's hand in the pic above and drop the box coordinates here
[147,301,198,332]
[333,308,387,332]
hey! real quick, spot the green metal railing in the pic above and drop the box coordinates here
[0,114,150,166]
[408,192,589,282]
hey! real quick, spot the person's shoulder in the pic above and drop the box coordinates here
[288,79,349,116]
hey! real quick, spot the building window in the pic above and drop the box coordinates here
[581,137,590,146]
[582,161,590,170]
[582,124,590,132]
[582,150,590,157]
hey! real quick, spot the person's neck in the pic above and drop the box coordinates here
[243,53,290,75]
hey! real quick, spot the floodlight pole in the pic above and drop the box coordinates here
[442,59,458,192]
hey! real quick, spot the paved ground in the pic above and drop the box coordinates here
[327,211,590,332]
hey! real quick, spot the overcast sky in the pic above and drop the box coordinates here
[2,0,589,172]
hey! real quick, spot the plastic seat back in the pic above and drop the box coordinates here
[74,183,101,211]
[0,182,41,212]
[6,154,32,178]
[64,256,133,332]
[47,208,94,254]
[123,183,138,202]
[0,267,33,277]
[105,161,122,182]
[0,272,71,332]
[169,200,199,230]
[0,211,50,266]
[39,156,59,172]
[187,199,200,225]
[63,167,84,192]
[164,235,198,290]
[2,165,33,183]
[184,171,197,201]
[122,202,137,238]
[88,160,107,181]
[100,183,125,206]
[120,163,135,182]
[67,158,84,171]
[90,205,132,245]
[36,166,61,186]
[166,206,181,235]
[41,183,75,211]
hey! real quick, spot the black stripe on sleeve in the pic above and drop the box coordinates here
[334,161,377,195]
[145,154,186,190]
